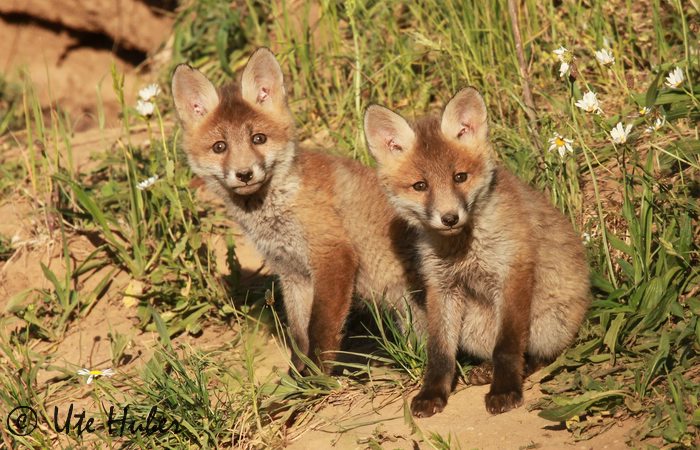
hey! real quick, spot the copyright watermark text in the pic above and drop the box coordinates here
[6,404,181,437]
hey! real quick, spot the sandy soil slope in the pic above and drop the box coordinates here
[0,1,173,130]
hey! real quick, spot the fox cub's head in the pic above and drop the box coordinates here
[172,48,295,196]
[364,88,495,236]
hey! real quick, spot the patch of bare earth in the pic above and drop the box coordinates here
[0,0,174,130]
[286,381,639,449]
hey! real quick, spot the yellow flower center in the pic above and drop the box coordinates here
[89,370,102,375]
[555,137,565,147]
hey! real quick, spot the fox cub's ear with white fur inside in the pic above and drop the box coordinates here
[365,88,590,417]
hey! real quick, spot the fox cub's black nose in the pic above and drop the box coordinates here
[236,169,254,183]
[441,213,459,227]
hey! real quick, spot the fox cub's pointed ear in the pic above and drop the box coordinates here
[441,88,488,146]
[241,48,286,111]
[364,105,415,165]
[171,64,220,128]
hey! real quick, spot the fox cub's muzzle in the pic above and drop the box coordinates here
[427,194,469,235]
[225,163,267,195]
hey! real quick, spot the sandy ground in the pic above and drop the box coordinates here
[286,384,634,449]
[0,3,172,131]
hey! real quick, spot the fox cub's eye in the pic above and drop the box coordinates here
[252,133,267,145]
[454,172,468,183]
[412,181,428,192]
[212,141,227,154]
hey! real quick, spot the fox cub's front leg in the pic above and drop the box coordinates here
[411,286,462,417]
[485,265,533,414]
[281,277,314,373]
[306,245,358,374]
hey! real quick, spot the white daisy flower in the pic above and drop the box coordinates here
[553,46,574,78]
[575,91,603,114]
[645,116,666,133]
[595,48,615,66]
[559,61,571,78]
[136,100,155,117]
[582,232,591,245]
[77,368,115,384]
[138,83,161,101]
[638,106,651,116]
[664,67,684,88]
[610,122,633,144]
[136,175,159,191]
[553,46,569,59]
[548,133,574,158]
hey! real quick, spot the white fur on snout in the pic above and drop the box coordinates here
[224,164,266,188]
[428,206,468,230]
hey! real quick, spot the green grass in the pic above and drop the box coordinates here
[0,234,13,261]
[0,0,698,448]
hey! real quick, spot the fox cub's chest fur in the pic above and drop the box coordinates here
[417,195,515,306]
[215,172,312,279]
[420,241,500,299]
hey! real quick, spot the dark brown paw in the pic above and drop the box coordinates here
[468,363,493,385]
[288,365,311,378]
[484,389,523,414]
[411,390,448,418]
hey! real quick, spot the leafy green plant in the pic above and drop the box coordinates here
[108,329,134,367]
[6,224,114,341]
[356,298,427,382]
[0,73,23,135]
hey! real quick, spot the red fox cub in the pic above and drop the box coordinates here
[171,48,424,373]
[364,88,590,416]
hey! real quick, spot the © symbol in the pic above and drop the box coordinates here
[6,406,38,436]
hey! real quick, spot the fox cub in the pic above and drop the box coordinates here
[171,48,424,373]
[364,88,590,416]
